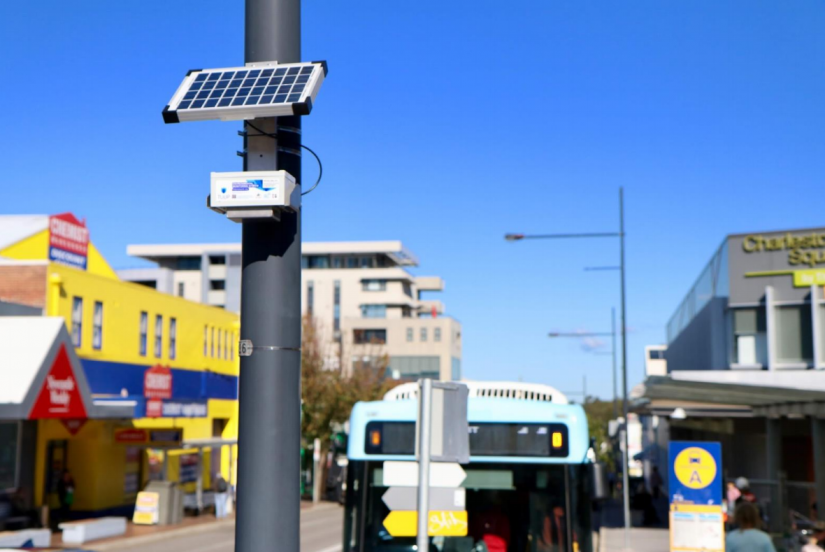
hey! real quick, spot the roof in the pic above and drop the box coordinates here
[0,215,48,252]
[384,381,568,404]
[0,317,63,404]
[127,243,242,261]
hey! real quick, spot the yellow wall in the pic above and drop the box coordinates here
[0,229,118,280]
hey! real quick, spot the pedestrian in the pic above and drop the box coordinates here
[727,481,741,511]
[726,502,775,552]
[56,469,75,527]
[213,474,229,519]
[650,466,663,499]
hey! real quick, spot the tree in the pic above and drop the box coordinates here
[582,396,623,471]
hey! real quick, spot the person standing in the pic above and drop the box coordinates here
[56,470,75,526]
[650,466,664,499]
[726,502,775,552]
[213,474,229,519]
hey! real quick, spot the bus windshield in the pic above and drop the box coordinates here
[344,460,592,552]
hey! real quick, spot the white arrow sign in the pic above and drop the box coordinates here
[383,461,466,488]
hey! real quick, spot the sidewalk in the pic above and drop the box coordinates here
[599,527,669,552]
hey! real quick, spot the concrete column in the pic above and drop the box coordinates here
[812,418,825,520]
[766,418,782,531]
[813,285,822,369]
[766,286,776,370]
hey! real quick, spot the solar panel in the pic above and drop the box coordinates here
[162,61,327,124]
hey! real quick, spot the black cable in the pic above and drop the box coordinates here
[243,121,322,196]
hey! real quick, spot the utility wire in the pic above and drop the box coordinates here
[243,121,323,196]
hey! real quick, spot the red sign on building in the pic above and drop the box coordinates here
[115,429,149,444]
[29,345,88,419]
[146,399,163,418]
[61,419,87,436]
[144,365,172,399]
[48,213,89,270]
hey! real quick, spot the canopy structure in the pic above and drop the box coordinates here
[0,317,133,420]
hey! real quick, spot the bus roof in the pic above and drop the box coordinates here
[348,393,590,465]
[383,381,569,404]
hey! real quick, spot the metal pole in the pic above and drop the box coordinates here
[611,307,618,419]
[417,378,433,552]
[235,0,301,550]
[619,187,631,550]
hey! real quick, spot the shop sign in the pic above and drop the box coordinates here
[158,400,207,418]
[61,419,86,436]
[144,365,172,399]
[114,428,183,446]
[133,491,160,525]
[115,429,149,444]
[179,453,199,484]
[29,345,87,419]
[146,399,163,418]
[48,213,89,270]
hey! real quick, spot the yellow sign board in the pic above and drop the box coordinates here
[133,491,160,525]
[383,510,468,537]
[793,269,825,287]
[673,447,717,490]
[669,503,724,552]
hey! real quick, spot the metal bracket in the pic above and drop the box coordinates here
[239,339,301,357]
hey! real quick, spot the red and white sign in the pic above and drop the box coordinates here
[61,419,87,436]
[49,213,89,256]
[115,429,148,444]
[29,345,88,419]
[146,399,163,418]
[144,365,172,399]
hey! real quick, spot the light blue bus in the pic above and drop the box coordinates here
[344,382,598,552]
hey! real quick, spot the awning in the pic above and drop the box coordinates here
[0,317,133,420]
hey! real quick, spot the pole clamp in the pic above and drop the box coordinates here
[238,339,301,357]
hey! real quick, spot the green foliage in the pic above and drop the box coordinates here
[582,396,622,471]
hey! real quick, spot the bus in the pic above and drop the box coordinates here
[344,381,601,552]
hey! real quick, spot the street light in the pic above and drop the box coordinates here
[506,187,631,550]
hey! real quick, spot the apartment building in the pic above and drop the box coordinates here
[121,241,461,381]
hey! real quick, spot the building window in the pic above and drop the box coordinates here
[217,328,222,359]
[360,256,374,269]
[71,297,83,347]
[776,305,813,365]
[306,255,330,269]
[169,318,177,360]
[204,325,208,356]
[648,349,665,360]
[333,281,341,332]
[402,283,412,298]
[209,255,226,265]
[92,301,103,350]
[420,328,428,342]
[361,305,387,319]
[230,333,234,361]
[177,282,185,297]
[176,256,202,270]
[211,327,215,357]
[407,328,414,342]
[353,329,387,345]
[224,330,229,360]
[434,327,442,342]
[154,315,163,358]
[307,281,315,317]
[733,308,767,366]
[362,280,386,292]
[346,257,358,269]
[140,312,148,356]
[210,280,226,291]
[332,256,344,269]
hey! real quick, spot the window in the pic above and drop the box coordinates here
[406,328,414,342]
[420,327,428,342]
[776,305,813,365]
[176,256,202,270]
[353,329,387,345]
[217,328,222,359]
[362,280,386,292]
[177,282,185,297]
[733,308,767,366]
[71,297,83,347]
[92,301,103,350]
[210,280,226,291]
[361,305,387,319]
[360,256,374,269]
[169,318,177,360]
[648,349,665,360]
[346,257,358,269]
[333,281,341,332]
[224,330,229,360]
[332,256,344,269]
[154,315,163,357]
[211,327,215,357]
[229,333,234,361]
[434,327,442,342]
[0,423,19,489]
[307,281,315,316]
[402,283,412,298]
[204,325,208,356]
[140,312,148,356]
[306,255,330,269]
[209,255,226,265]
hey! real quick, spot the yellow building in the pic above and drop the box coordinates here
[0,214,239,518]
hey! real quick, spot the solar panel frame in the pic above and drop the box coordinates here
[162,61,326,124]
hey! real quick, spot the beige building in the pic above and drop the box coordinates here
[121,241,461,381]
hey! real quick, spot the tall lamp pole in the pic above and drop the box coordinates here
[506,187,631,549]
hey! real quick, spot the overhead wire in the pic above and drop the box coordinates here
[243,121,323,196]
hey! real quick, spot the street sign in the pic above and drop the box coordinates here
[382,486,466,511]
[239,340,253,357]
[383,510,468,537]
[416,382,470,463]
[668,441,724,552]
[383,461,466,488]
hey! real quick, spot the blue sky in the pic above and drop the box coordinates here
[2,1,824,400]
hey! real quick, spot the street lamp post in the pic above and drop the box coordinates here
[507,187,631,550]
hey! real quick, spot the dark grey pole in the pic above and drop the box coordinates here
[619,187,631,549]
[235,0,302,550]
[611,307,618,419]
[416,379,433,552]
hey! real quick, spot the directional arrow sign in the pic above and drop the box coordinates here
[383,461,466,488]
[383,510,468,537]
[382,487,466,511]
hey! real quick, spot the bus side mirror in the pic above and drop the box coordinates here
[589,462,610,501]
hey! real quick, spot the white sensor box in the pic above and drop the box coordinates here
[210,170,299,211]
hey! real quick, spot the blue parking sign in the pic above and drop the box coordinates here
[668,441,722,506]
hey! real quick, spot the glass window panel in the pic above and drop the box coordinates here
[776,305,813,364]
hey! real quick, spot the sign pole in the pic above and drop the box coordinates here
[234,0,302,550]
[417,378,433,551]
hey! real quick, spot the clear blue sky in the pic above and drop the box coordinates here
[2,1,824,400]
